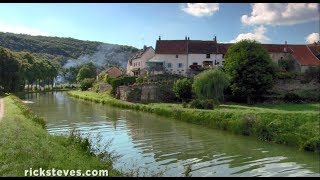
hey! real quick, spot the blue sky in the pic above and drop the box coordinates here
[0,3,319,49]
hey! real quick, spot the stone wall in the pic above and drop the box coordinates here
[98,83,112,92]
[118,83,160,102]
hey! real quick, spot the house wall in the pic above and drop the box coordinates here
[127,48,155,76]
[188,54,224,67]
[268,52,289,64]
[153,54,188,76]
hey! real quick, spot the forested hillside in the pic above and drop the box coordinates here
[0,32,139,68]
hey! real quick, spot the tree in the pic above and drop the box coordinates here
[224,40,277,104]
[192,68,229,104]
[0,47,22,92]
[173,78,192,102]
[76,65,96,82]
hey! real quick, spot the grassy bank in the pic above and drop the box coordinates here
[68,90,320,152]
[0,95,122,177]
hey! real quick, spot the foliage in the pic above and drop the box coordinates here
[189,99,214,109]
[0,47,58,93]
[173,78,192,102]
[302,66,320,83]
[109,76,136,96]
[127,88,142,102]
[76,63,97,82]
[278,56,296,72]
[283,92,304,103]
[192,68,229,104]
[156,82,177,103]
[79,78,95,91]
[0,32,100,59]
[224,40,277,104]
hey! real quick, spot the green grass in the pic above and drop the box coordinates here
[0,95,122,177]
[68,91,320,152]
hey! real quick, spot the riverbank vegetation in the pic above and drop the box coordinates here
[0,95,122,176]
[68,90,320,152]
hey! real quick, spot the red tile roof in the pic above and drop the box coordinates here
[130,46,153,60]
[188,41,218,54]
[155,39,320,66]
[289,45,320,66]
[155,40,188,54]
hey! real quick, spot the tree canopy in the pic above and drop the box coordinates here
[223,40,277,104]
[192,68,229,104]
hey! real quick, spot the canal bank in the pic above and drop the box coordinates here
[68,91,320,152]
[0,95,122,177]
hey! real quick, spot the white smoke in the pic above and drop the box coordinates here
[63,43,135,69]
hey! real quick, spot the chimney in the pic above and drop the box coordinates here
[214,36,217,42]
[143,45,147,51]
[185,36,187,40]
[284,41,287,53]
[159,36,161,40]
[187,37,190,40]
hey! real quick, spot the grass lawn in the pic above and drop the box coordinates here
[0,95,122,177]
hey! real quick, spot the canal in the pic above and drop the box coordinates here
[22,92,320,177]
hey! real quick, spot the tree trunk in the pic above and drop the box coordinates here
[247,95,252,105]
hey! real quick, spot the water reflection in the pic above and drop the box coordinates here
[22,92,320,177]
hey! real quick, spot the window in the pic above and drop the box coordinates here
[193,62,198,65]
[178,63,183,68]
[167,63,172,68]
[206,54,210,58]
[176,55,179,58]
[280,57,283,60]
[138,62,140,66]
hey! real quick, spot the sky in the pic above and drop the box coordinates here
[0,3,319,49]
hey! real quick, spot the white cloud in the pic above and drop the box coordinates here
[305,33,319,44]
[181,3,219,17]
[0,20,49,36]
[242,3,319,26]
[230,26,270,43]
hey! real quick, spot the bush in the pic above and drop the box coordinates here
[157,82,177,103]
[284,92,303,103]
[110,76,136,96]
[173,78,192,102]
[80,78,95,91]
[190,99,214,109]
[302,66,320,83]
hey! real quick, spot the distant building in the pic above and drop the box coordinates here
[146,36,320,76]
[127,45,155,76]
[146,36,224,76]
[103,66,123,78]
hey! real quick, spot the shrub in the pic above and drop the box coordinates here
[192,68,229,105]
[302,66,320,83]
[284,92,303,103]
[173,78,192,102]
[80,78,95,91]
[190,99,214,109]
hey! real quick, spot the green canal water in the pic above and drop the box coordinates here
[22,92,320,177]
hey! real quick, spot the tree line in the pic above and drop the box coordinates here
[0,46,58,93]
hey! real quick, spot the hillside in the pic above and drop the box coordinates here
[0,32,139,68]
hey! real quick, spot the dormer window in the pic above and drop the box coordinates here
[176,55,179,58]
[206,54,210,58]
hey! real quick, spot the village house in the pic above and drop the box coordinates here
[144,36,320,76]
[146,36,224,76]
[103,66,123,78]
[127,45,155,76]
